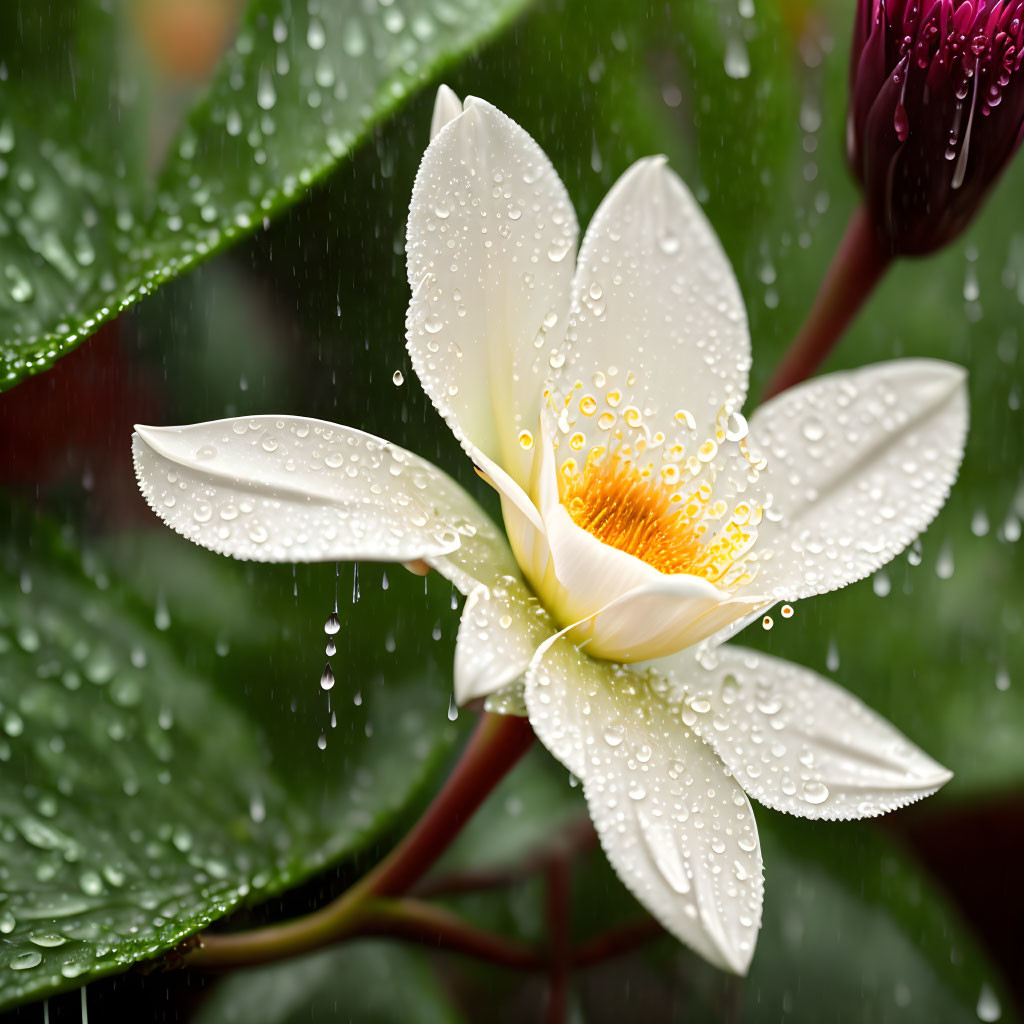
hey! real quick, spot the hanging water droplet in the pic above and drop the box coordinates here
[320,664,335,691]
[976,983,1002,1022]
[447,695,459,721]
[317,732,327,750]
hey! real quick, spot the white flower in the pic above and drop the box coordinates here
[133,88,968,975]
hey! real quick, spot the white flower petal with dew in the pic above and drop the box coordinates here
[406,96,578,490]
[429,84,463,141]
[526,637,763,974]
[648,645,953,820]
[746,359,969,600]
[132,416,516,595]
[558,155,750,443]
[454,576,552,706]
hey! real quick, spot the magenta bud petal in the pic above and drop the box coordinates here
[848,0,1024,256]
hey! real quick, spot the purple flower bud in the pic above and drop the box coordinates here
[848,0,1024,255]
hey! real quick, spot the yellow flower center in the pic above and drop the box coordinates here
[560,453,761,587]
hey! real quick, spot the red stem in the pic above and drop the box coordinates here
[761,204,892,401]
[362,898,543,971]
[367,712,535,897]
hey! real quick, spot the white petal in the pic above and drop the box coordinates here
[453,576,553,705]
[406,97,578,486]
[650,646,952,820]
[132,416,516,592]
[748,359,968,599]
[578,578,764,662]
[429,85,463,140]
[556,157,749,448]
[525,643,763,973]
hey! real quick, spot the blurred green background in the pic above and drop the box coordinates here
[0,0,1021,1020]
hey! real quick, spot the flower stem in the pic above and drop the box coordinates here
[361,898,543,970]
[189,712,534,969]
[761,203,892,401]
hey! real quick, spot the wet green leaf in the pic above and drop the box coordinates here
[193,941,465,1024]
[0,0,530,391]
[0,513,460,1009]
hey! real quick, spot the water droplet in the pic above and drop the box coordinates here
[392,370,404,386]
[603,725,625,747]
[977,983,1001,1022]
[257,69,276,111]
[447,695,459,721]
[826,638,840,672]
[723,36,751,79]
[325,638,336,656]
[320,664,335,691]
[10,951,42,970]
[802,781,829,805]
[307,18,327,50]
[317,732,327,750]
[324,613,341,635]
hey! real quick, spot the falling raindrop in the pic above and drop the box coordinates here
[317,732,327,750]
[976,983,1001,1022]
[826,638,840,673]
[723,36,751,79]
[320,664,335,691]
[325,638,336,656]
[392,370,404,386]
[154,590,171,630]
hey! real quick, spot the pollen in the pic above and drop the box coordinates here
[561,453,760,585]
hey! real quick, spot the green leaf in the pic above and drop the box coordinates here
[0,512,460,1009]
[192,941,466,1024]
[0,0,531,391]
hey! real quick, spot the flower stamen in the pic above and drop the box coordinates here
[560,452,761,586]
